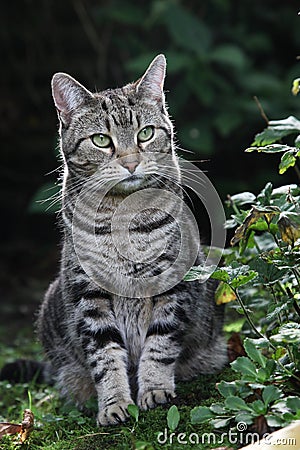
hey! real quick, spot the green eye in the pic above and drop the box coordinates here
[137,126,154,143]
[91,133,112,148]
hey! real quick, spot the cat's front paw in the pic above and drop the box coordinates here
[138,389,176,411]
[97,401,133,426]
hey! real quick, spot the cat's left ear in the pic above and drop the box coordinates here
[51,73,93,126]
[135,54,166,104]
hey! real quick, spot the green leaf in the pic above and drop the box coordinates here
[210,403,227,415]
[257,182,273,205]
[230,270,258,289]
[271,323,300,344]
[225,396,253,412]
[262,386,282,406]
[269,116,300,131]
[292,78,300,96]
[127,404,139,422]
[231,357,257,380]
[244,338,267,368]
[217,381,238,398]
[229,192,256,206]
[235,413,254,425]
[183,264,217,282]
[249,257,288,286]
[251,399,266,415]
[190,406,214,424]
[210,264,257,289]
[282,412,295,422]
[210,417,232,428]
[266,415,286,427]
[223,318,245,333]
[279,150,297,174]
[210,267,231,282]
[271,184,300,196]
[167,405,180,431]
[251,116,300,146]
[265,359,276,377]
[266,303,290,322]
[286,396,300,413]
[246,144,297,153]
[256,368,269,382]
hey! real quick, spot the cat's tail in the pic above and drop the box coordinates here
[0,359,54,385]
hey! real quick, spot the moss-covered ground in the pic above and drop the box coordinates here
[0,324,239,450]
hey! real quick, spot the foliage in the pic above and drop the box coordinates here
[186,86,300,435]
[191,337,300,430]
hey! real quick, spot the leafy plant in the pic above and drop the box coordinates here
[191,337,300,430]
[186,81,300,435]
[167,405,180,432]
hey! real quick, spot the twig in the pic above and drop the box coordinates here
[233,287,272,344]
[253,96,269,125]
[76,432,111,439]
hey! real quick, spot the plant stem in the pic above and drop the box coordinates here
[233,287,273,345]
[293,300,300,319]
[227,195,241,216]
[292,268,300,287]
[253,96,269,125]
[235,285,300,382]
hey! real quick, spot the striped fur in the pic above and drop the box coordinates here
[37,55,227,426]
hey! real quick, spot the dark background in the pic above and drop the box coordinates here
[0,0,299,332]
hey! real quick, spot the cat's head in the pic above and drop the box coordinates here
[52,55,178,193]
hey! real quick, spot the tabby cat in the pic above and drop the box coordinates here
[36,54,227,426]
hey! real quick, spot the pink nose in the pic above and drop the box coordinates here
[122,160,139,174]
[119,153,141,174]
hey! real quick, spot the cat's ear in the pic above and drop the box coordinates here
[135,54,166,104]
[51,73,93,125]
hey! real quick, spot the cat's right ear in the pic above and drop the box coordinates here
[51,73,93,126]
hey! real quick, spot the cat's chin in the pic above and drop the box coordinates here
[112,175,147,194]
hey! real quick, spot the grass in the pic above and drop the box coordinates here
[0,326,238,450]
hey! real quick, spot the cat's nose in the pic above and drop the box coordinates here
[119,155,140,174]
[123,161,139,174]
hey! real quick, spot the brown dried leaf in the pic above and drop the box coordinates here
[231,206,280,246]
[20,409,34,443]
[0,423,22,438]
[215,282,237,305]
[0,409,34,443]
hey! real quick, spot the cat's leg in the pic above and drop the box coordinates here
[75,295,134,426]
[137,299,180,410]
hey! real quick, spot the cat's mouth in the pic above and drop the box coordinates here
[114,173,146,193]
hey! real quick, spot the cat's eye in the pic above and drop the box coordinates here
[137,126,154,143]
[91,133,112,149]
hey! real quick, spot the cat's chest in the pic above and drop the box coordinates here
[114,297,153,363]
